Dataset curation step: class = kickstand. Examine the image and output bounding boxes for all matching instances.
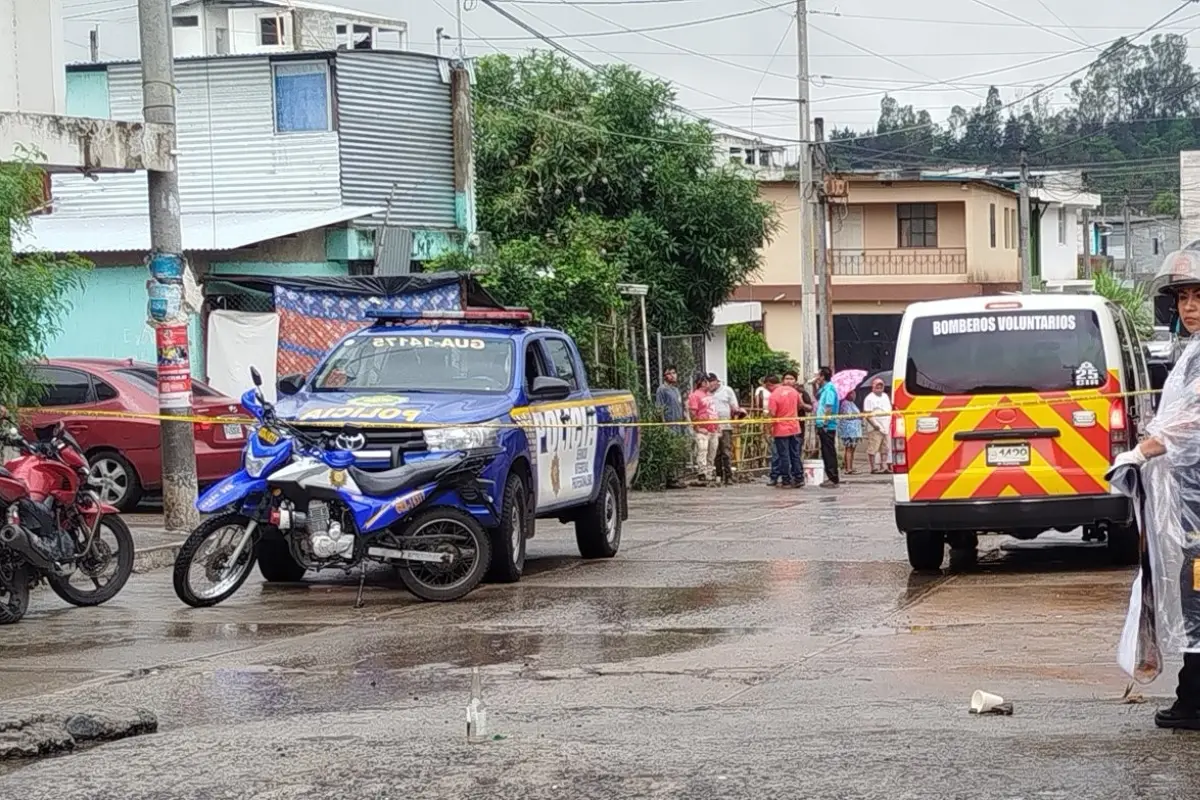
[353,564,367,610]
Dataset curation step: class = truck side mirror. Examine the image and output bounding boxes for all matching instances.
[530,376,571,402]
[277,374,306,396]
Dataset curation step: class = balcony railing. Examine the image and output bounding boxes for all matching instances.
[831,248,968,277]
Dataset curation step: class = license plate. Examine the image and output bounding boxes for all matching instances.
[257,428,279,445]
[223,424,244,439]
[986,442,1030,467]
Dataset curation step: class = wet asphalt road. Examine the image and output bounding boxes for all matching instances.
[1,481,1198,799]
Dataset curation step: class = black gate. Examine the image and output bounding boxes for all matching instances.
[833,314,902,373]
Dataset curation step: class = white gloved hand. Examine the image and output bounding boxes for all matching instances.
[1112,448,1148,470]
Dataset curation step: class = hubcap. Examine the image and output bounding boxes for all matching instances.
[89,458,129,505]
[604,480,618,544]
[510,498,523,560]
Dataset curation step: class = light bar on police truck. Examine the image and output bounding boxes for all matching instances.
[365,308,533,323]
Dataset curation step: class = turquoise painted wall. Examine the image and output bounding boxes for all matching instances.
[44,266,156,363]
[65,69,110,118]
[209,262,349,277]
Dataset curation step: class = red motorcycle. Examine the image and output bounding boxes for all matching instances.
[0,411,134,624]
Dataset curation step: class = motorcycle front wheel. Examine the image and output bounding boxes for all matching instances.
[395,507,491,602]
[49,514,135,607]
[0,556,30,625]
[173,513,259,608]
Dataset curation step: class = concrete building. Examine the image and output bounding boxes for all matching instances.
[16,49,473,375]
[1094,214,1180,279]
[734,171,1021,372]
[169,0,407,58]
[1,0,171,176]
[714,133,787,181]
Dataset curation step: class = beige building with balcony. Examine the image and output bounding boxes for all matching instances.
[733,172,1022,372]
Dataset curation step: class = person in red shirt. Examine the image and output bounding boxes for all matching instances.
[768,371,805,487]
[687,374,719,482]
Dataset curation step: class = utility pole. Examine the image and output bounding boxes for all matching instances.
[796,0,819,378]
[1081,205,1092,279]
[1018,148,1033,293]
[436,26,444,57]
[139,0,199,531]
[1122,193,1133,280]
[813,116,833,367]
[89,26,99,63]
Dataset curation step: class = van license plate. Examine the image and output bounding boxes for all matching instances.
[986,443,1030,467]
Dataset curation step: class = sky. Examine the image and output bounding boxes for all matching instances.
[58,0,1200,155]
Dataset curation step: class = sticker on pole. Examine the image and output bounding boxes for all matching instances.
[155,324,192,409]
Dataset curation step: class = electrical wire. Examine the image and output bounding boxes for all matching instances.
[479,0,794,39]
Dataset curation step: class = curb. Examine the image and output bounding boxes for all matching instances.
[132,542,183,574]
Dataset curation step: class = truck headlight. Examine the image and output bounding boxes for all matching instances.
[424,424,499,452]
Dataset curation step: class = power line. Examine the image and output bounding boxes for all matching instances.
[966,0,1094,50]
[1030,0,1092,48]
[477,0,793,39]
[806,8,1200,32]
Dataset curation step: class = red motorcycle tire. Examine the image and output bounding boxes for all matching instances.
[48,514,135,607]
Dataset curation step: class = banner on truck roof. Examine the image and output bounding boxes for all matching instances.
[273,284,462,377]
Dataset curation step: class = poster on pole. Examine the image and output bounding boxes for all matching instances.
[155,324,192,409]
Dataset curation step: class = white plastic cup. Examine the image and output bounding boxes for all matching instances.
[970,690,1005,714]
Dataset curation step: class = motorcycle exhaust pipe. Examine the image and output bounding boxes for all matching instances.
[0,524,56,571]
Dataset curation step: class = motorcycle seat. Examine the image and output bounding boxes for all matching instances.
[349,456,461,498]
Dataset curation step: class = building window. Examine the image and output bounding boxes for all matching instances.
[1154,237,1161,256]
[260,15,283,46]
[273,61,331,133]
[1003,208,1011,249]
[215,27,228,54]
[989,203,996,248]
[898,203,937,248]
[1057,207,1066,245]
[172,15,199,27]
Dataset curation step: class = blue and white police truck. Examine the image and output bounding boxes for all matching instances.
[269,307,641,583]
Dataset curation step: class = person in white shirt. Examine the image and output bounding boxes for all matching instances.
[752,378,772,413]
[707,373,743,486]
[862,377,893,474]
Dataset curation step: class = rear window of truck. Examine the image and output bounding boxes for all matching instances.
[904,310,1107,395]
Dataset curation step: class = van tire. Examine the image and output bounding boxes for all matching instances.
[1107,523,1140,566]
[906,531,945,572]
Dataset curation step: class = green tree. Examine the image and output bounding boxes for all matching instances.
[459,52,777,337]
[725,324,796,398]
[1093,270,1154,338]
[0,159,89,407]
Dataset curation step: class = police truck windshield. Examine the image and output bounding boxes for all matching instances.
[312,333,515,394]
[905,310,1107,395]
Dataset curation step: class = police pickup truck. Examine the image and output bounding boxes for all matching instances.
[272,307,640,583]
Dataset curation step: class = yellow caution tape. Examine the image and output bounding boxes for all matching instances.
[13,386,1164,431]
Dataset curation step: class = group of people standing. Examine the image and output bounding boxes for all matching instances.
[654,367,743,485]
[653,364,894,487]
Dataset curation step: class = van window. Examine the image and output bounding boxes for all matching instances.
[905,310,1107,395]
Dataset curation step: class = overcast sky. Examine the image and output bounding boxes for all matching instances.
[58,0,1200,149]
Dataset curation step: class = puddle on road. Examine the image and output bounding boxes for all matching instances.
[1,623,324,661]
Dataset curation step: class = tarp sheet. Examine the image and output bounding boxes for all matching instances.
[206,310,280,403]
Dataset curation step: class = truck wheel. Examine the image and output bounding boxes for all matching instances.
[257,536,306,583]
[486,472,529,583]
[1107,523,1140,566]
[906,530,945,571]
[576,463,622,559]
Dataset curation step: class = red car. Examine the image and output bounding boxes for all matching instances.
[20,359,250,511]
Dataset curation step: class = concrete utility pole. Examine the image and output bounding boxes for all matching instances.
[796,0,819,377]
[89,27,99,63]
[1018,148,1033,293]
[1123,193,1133,279]
[139,0,198,531]
[1081,205,1092,278]
[813,116,833,367]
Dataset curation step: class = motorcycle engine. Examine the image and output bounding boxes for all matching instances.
[306,500,354,560]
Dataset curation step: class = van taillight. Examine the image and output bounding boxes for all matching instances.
[1109,400,1128,456]
[891,414,907,472]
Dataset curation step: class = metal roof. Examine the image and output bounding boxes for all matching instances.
[15,206,384,254]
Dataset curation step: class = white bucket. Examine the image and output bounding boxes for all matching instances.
[802,459,825,488]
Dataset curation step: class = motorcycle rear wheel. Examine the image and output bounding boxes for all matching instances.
[173,513,259,608]
[395,507,491,602]
[0,558,30,625]
[49,514,135,607]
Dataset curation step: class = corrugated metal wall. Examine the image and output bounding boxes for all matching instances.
[53,57,342,218]
[334,51,456,230]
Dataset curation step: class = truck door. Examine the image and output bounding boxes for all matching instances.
[540,336,599,508]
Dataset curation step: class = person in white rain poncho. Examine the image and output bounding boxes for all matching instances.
[1110,245,1200,729]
